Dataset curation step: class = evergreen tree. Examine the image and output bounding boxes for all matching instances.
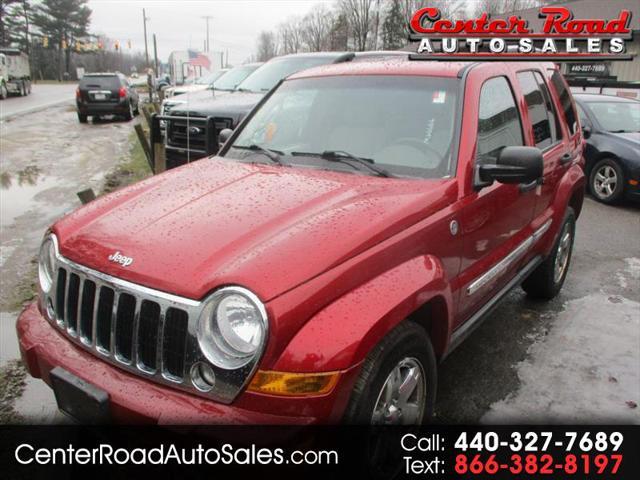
[382,0,405,50]
[31,0,91,79]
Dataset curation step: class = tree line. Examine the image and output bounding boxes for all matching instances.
[1,0,147,80]
[253,0,563,62]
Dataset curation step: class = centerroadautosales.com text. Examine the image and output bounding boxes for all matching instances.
[14,443,339,466]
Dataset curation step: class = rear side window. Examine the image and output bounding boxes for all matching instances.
[477,76,524,160]
[80,75,120,90]
[533,71,562,143]
[550,71,578,136]
[517,71,552,149]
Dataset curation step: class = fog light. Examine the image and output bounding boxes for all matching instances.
[191,362,216,392]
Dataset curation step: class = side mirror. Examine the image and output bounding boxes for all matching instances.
[218,128,233,149]
[477,146,543,187]
[582,125,592,139]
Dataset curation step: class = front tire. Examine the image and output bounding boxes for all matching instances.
[522,207,576,300]
[590,158,624,204]
[343,322,436,425]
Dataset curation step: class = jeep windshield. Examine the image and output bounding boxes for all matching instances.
[226,75,459,179]
[235,56,339,93]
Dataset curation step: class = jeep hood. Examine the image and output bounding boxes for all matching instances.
[54,158,454,301]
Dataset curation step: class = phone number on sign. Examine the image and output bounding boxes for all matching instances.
[454,431,623,452]
[455,454,623,475]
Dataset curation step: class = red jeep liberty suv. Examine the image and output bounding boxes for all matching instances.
[18,59,585,425]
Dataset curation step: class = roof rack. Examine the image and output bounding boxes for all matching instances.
[333,52,356,63]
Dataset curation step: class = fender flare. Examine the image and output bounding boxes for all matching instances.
[272,255,453,372]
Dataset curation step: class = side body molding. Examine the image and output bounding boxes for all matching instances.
[272,255,453,372]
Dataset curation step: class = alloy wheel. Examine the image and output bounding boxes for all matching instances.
[554,222,572,284]
[371,357,426,425]
[593,165,618,199]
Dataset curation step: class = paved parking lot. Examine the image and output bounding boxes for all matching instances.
[0,100,638,424]
[0,83,78,121]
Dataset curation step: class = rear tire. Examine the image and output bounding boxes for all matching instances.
[77,113,87,123]
[343,322,437,425]
[124,101,134,121]
[589,158,624,204]
[522,207,576,300]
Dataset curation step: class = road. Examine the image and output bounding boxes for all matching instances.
[0,101,638,423]
[0,102,136,422]
[0,83,78,121]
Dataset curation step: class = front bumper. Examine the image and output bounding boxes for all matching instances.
[17,303,358,424]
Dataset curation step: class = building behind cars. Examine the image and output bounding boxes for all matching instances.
[168,49,224,85]
[494,0,640,100]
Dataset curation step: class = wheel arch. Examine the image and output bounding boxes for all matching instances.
[270,255,454,372]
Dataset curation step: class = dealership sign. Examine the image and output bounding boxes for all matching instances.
[409,6,633,60]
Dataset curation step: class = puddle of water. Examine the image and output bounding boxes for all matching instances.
[0,311,20,366]
[0,174,61,228]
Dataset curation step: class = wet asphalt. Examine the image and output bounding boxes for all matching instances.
[0,96,638,423]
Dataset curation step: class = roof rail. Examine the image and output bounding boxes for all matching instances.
[334,52,356,63]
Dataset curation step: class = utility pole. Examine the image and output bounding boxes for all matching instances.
[201,15,213,52]
[142,8,150,67]
[153,33,159,74]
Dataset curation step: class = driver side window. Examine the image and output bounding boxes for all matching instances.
[476,76,524,162]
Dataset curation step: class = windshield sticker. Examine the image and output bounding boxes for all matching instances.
[433,91,446,103]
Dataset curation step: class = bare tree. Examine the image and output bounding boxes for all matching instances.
[256,30,278,62]
[301,4,332,52]
[278,17,303,54]
[340,0,375,51]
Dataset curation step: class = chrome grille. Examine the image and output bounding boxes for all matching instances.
[40,235,264,405]
[53,264,191,381]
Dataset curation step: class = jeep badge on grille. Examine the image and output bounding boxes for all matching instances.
[108,251,133,267]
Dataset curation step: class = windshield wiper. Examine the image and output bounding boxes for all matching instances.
[291,150,393,178]
[236,87,255,93]
[233,144,286,165]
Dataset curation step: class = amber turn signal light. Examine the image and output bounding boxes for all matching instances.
[248,370,340,396]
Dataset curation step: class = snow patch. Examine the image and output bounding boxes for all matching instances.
[482,293,640,424]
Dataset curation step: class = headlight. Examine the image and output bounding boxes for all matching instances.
[197,286,268,369]
[38,235,56,293]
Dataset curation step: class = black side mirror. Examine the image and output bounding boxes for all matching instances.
[218,128,233,148]
[582,125,592,139]
[477,146,543,187]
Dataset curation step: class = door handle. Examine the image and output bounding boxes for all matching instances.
[560,152,574,165]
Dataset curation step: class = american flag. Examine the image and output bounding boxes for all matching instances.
[188,50,211,69]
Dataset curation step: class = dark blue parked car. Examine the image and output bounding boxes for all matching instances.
[574,93,640,204]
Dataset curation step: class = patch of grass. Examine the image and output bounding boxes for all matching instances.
[2,256,38,312]
[102,129,153,194]
[0,359,27,424]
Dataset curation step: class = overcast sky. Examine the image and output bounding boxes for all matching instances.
[87,0,335,65]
